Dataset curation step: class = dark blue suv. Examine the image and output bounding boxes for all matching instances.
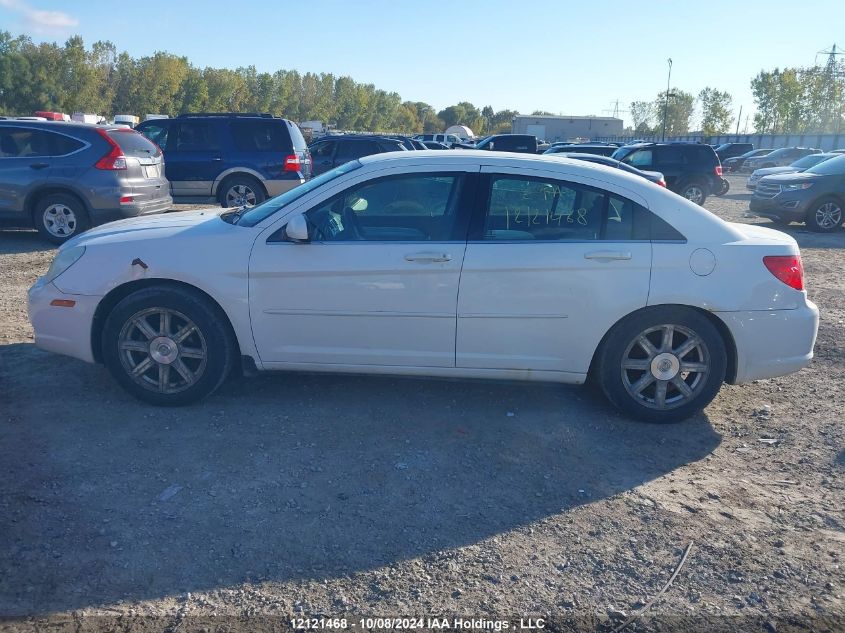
[137,113,311,208]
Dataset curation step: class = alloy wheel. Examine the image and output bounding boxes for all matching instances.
[117,307,208,394]
[815,202,842,229]
[43,203,78,238]
[620,324,711,410]
[683,185,704,205]
[225,184,257,208]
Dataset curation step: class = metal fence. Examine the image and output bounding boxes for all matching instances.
[595,133,845,151]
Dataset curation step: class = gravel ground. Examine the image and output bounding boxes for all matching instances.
[0,175,843,632]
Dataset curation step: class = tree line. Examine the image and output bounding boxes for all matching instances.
[1,31,843,136]
[0,31,517,135]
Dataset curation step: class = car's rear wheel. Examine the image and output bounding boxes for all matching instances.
[715,178,730,196]
[806,197,843,232]
[102,286,235,406]
[219,176,266,209]
[597,307,727,423]
[34,193,90,244]
[679,181,707,206]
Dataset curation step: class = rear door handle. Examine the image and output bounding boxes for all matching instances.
[29,162,49,170]
[584,250,632,261]
[405,252,452,263]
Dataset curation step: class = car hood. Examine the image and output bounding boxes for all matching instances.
[758,172,826,184]
[65,208,227,248]
[751,166,797,178]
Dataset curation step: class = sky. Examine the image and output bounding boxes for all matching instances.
[2,0,844,129]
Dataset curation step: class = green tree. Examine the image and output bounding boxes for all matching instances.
[629,100,655,135]
[698,87,733,135]
[654,89,694,137]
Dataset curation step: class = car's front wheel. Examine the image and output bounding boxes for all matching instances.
[596,307,727,423]
[806,197,843,232]
[102,286,235,406]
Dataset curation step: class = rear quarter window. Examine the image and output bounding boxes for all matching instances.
[230,120,294,153]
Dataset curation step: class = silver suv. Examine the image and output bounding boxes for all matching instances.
[0,121,172,243]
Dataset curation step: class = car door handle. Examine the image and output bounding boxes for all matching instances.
[29,162,49,170]
[584,250,632,261]
[211,156,223,161]
[404,252,452,263]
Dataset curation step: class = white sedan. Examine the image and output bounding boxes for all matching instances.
[28,151,819,422]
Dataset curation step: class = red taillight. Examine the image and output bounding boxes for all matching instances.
[657,178,667,187]
[119,195,134,204]
[763,255,804,291]
[284,154,301,172]
[94,129,127,170]
[715,165,723,176]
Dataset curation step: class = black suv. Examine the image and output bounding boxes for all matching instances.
[749,153,845,232]
[308,135,407,175]
[612,142,722,205]
[136,113,311,208]
[474,134,538,154]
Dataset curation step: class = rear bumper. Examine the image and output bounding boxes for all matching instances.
[90,196,173,224]
[27,279,100,363]
[716,302,819,384]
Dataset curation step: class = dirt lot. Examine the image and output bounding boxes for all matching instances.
[0,175,843,632]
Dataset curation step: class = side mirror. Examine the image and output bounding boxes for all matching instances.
[486,142,494,151]
[284,214,309,242]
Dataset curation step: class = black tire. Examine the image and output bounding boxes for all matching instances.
[101,286,235,406]
[596,306,727,423]
[218,175,266,209]
[805,196,844,233]
[715,178,730,196]
[678,180,708,206]
[34,192,91,244]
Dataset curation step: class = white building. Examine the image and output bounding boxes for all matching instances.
[511,115,623,142]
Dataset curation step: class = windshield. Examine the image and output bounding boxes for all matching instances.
[236,160,362,227]
[805,153,845,176]
[790,154,829,169]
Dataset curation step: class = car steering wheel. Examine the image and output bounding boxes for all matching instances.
[340,206,364,240]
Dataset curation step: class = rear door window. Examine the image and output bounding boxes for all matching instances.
[335,140,380,161]
[657,146,686,164]
[230,120,293,153]
[173,121,221,152]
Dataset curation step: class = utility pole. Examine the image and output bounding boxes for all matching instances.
[735,105,742,137]
[661,58,673,142]
[816,44,843,133]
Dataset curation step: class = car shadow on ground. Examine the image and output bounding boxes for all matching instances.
[0,343,721,615]
[0,230,54,255]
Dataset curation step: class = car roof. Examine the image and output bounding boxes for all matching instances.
[0,120,126,132]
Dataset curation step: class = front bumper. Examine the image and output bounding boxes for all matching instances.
[716,301,819,384]
[749,194,812,221]
[27,278,100,363]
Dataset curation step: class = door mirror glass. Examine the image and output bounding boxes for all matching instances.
[285,213,309,242]
[350,197,368,212]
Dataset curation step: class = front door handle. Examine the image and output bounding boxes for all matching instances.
[29,162,49,170]
[405,252,452,263]
[584,250,632,261]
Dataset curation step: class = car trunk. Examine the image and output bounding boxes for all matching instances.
[108,129,171,204]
